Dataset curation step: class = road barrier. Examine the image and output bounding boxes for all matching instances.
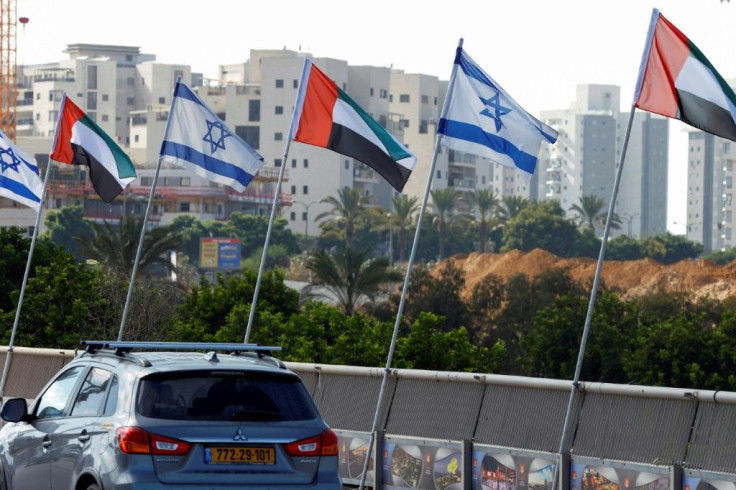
[2,346,735,490]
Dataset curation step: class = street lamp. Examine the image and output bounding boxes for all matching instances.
[291,200,320,239]
[622,212,640,237]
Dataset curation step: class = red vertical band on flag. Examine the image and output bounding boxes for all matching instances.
[635,12,690,118]
[294,64,339,147]
[50,97,85,164]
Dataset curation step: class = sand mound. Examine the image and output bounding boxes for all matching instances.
[439,249,736,301]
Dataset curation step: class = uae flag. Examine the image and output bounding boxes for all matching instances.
[50,95,137,202]
[288,59,417,192]
[634,8,736,142]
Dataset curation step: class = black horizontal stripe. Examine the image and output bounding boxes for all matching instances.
[328,124,412,192]
[71,143,124,203]
[678,89,736,143]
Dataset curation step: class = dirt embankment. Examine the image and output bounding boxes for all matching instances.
[439,249,736,301]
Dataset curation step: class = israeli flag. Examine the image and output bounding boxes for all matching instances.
[438,46,558,176]
[0,130,43,211]
[160,77,265,192]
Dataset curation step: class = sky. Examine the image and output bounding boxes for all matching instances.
[17,0,736,232]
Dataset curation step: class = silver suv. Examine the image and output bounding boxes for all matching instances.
[0,341,340,490]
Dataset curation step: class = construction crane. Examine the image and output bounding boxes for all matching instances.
[0,0,16,141]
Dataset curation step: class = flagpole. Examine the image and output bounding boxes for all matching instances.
[0,100,65,400]
[243,140,290,343]
[357,39,463,490]
[117,95,177,341]
[551,104,637,490]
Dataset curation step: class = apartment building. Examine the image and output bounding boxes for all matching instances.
[536,84,668,238]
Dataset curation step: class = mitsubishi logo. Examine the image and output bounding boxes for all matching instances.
[233,428,248,441]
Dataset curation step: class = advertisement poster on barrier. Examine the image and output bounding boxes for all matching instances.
[383,439,463,490]
[683,474,736,490]
[471,450,555,490]
[336,433,374,485]
[570,462,669,490]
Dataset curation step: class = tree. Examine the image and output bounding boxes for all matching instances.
[44,205,95,261]
[395,312,489,372]
[390,194,419,263]
[401,261,469,330]
[76,217,183,277]
[304,247,401,316]
[315,187,370,247]
[498,195,529,221]
[0,228,65,312]
[569,195,605,229]
[501,201,580,257]
[429,188,460,259]
[466,189,499,253]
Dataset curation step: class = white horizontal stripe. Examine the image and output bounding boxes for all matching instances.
[72,121,133,187]
[676,56,733,113]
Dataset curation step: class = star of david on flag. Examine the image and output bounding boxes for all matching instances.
[438,44,558,176]
[0,130,44,211]
[160,77,265,192]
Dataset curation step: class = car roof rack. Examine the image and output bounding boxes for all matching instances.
[80,341,284,358]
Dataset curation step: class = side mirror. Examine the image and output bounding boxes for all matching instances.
[1,398,28,423]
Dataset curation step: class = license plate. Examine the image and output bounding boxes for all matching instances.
[205,446,275,464]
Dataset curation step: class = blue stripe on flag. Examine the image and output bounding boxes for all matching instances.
[161,141,255,188]
[174,81,204,107]
[0,174,41,203]
[438,118,537,174]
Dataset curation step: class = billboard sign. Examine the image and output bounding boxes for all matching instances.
[199,237,241,269]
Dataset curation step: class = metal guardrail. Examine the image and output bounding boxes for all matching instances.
[1,347,735,489]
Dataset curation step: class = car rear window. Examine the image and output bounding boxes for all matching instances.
[136,370,319,422]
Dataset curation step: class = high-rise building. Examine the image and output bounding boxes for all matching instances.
[536,84,668,238]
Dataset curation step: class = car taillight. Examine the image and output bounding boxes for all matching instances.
[284,429,338,457]
[117,427,192,455]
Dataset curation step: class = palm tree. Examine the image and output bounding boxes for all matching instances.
[76,217,182,277]
[390,194,419,263]
[315,187,369,247]
[430,188,460,260]
[304,247,401,315]
[466,189,499,253]
[498,195,530,221]
[569,195,622,231]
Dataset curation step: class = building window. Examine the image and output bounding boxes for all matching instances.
[37,92,41,100]
[134,135,139,143]
[275,79,284,88]
[87,91,97,110]
[302,212,307,221]
[399,94,410,103]
[291,159,297,168]
[345,160,350,169]
[293,79,298,89]
[437,170,442,179]
[290,212,296,220]
[102,94,109,102]
[126,97,135,106]
[275,105,283,114]
[303,159,309,168]
[275,132,283,141]
[127,77,135,86]
[249,100,260,121]
[380,89,388,99]
[419,120,428,134]
[180,202,190,212]
[87,65,98,90]
[370,87,375,96]
[421,95,429,104]
[274,158,282,167]
[101,114,109,122]
[158,97,165,104]
[291,185,296,194]
[303,185,308,194]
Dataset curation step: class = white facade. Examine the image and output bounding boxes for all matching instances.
[537,84,668,238]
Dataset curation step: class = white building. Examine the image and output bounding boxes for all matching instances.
[537,84,668,238]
